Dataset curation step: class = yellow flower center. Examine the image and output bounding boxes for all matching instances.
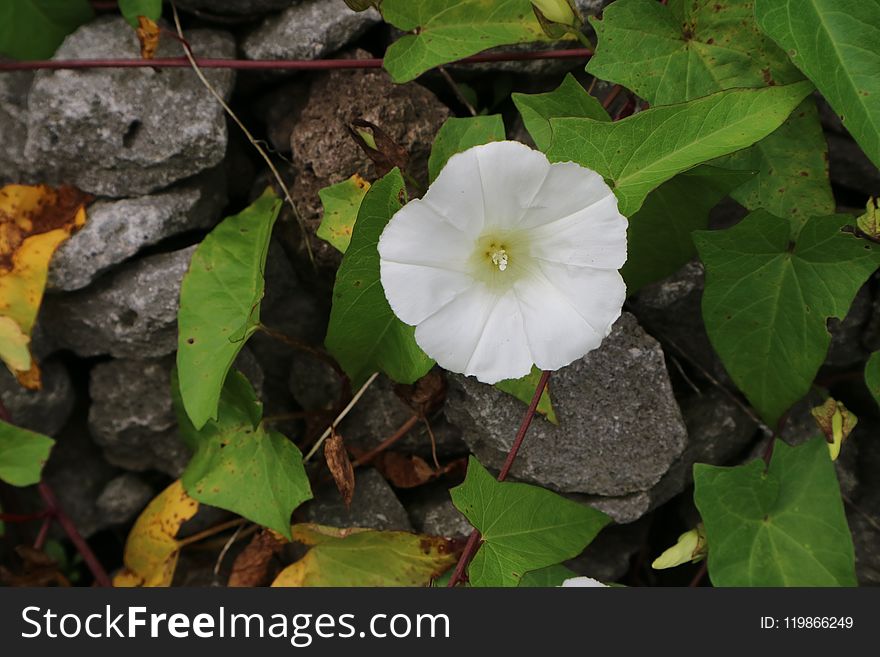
[470,231,530,289]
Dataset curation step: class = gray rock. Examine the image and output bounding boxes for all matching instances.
[88,350,263,477]
[176,0,297,16]
[445,312,688,497]
[287,54,449,268]
[242,1,380,61]
[41,246,195,359]
[566,518,649,583]
[0,70,32,184]
[406,487,472,538]
[300,468,412,531]
[48,169,227,291]
[826,283,873,368]
[25,17,235,196]
[88,356,190,477]
[95,474,155,525]
[0,359,74,437]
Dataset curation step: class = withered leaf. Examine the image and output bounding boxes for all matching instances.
[324,431,355,506]
[395,370,446,416]
[347,119,409,177]
[227,529,286,588]
[136,16,160,60]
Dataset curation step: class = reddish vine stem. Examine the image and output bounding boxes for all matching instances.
[38,482,112,587]
[0,48,592,73]
[351,413,421,468]
[448,370,552,587]
[0,510,51,523]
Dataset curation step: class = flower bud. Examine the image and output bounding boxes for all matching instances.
[344,0,380,12]
[531,0,581,38]
[811,398,858,461]
[652,525,707,570]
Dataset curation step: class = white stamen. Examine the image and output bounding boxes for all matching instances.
[491,248,509,271]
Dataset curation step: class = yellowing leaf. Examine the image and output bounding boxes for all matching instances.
[271,524,457,587]
[113,480,200,588]
[317,174,371,254]
[0,184,90,388]
[136,15,159,60]
[0,316,31,373]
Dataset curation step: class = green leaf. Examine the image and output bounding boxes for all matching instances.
[428,115,506,183]
[177,188,282,430]
[587,0,832,221]
[118,0,162,27]
[719,98,834,220]
[272,524,457,586]
[622,165,753,295]
[494,366,558,424]
[512,73,610,151]
[867,352,880,409]
[694,211,880,426]
[518,564,579,587]
[587,0,803,106]
[0,0,93,60]
[546,82,813,216]
[325,169,434,388]
[755,0,880,169]
[317,174,371,254]
[0,420,54,487]
[173,369,311,540]
[381,0,550,83]
[694,438,856,586]
[450,457,610,587]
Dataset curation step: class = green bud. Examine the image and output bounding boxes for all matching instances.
[531,0,579,26]
[811,398,858,461]
[652,525,707,570]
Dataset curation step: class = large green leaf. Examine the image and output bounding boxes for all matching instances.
[512,73,610,151]
[694,438,856,586]
[587,0,832,221]
[381,0,550,83]
[272,524,457,587]
[867,352,880,409]
[325,169,434,387]
[694,211,880,426]
[587,0,803,105]
[428,115,506,183]
[518,564,579,587]
[317,174,371,254]
[118,0,162,27]
[0,420,54,487]
[622,165,753,295]
[755,0,880,168]
[173,369,311,540]
[546,82,813,216]
[0,0,93,60]
[450,457,610,587]
[177,189,281,430]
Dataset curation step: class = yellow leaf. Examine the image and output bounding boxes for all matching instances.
[0,184,90,389]
[136,16,160,60]
[0,316,31,373]
[113,480,200,587]
[271,523,457,587]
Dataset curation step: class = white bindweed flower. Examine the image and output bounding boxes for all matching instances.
[560,576,607,587]
[378,141,627,384]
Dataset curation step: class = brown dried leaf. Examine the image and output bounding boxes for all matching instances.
[395,370,446,416]
[227,529,286,588]
[0,545,70,587]
[324,431,355,506]
[347,119,409,177]
[136,16,160,60]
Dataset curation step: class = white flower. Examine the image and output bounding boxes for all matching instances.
[378,141,627,384]
[560,576,607,587]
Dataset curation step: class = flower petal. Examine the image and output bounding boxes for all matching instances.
[378,199,473,270]
[473,141,551,230]
[380,260,474,326]
[413,286,532,383]
[514,263,624,371]
[528,193,628,269]
[517,161,619,229]
[421,147,486,236]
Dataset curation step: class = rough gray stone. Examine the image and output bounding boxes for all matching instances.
[287,54,449,268]
[301,468,412,531]
[566,518,649,583]
[445,312,688,497]
[48,169,227,291]
[25,17,235,197]
[242,1,380,61]
[95,474,155,525]
[826,283,873,368]
[41,246,195,359]
[0,70,32,184]
[0,359,74,437]
[406,487,472,538]
[88,350,263,477]
[630,260,729,383]
[176,0,297,16]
